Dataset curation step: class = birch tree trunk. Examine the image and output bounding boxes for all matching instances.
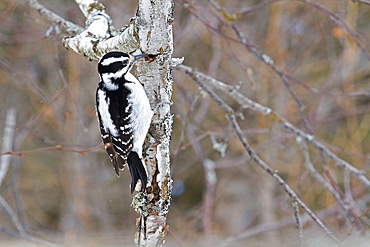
[132,0,174,246]
[28,0,174,245]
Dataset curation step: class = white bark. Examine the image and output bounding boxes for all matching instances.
[28,0,174,246]
[132,0,174,245]
[62,23,138,60]
[62,0,138,59]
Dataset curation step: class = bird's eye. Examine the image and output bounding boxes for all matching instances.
[122,60,128,66]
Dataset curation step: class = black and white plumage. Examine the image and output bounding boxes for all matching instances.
[96,51,153,193]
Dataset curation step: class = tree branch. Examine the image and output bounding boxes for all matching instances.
[27,0,83,35]
[28,0,139,60]
[176,64,340,244]
[1,144,104,157]
[224,193,370,244]
[62,0,138,60]
[293,201,305,247]
[355,0,370,5]
[296,137,361,229]
[62,24,138,60]
[0,194,26,236]
[0,225,57,247]
[176,65,370,188]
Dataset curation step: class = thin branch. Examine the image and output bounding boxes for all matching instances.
[230,25,314,134]
[356,0,370,5]
[284,73,370,98]
[224,193,370,244]
[176,65,370,188]
[183,0,370,101]
[211,0,370,61]
[296,137,362,229]
[27,0,83,35]
[28,0,139,60]
[225,195,370,244]
[229,114,339,244]
[0,226,57,247]
[0,144,104,157]
[0,0,18,24]
[178,64,340,244]
[0,56,48,103]
[11,156,28,234]
[240,0,281,15]
[0,195,25,235]
[182,0,370,106]
[53,37,86,129]
[293,201,305,247]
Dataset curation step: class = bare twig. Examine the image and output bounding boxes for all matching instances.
[27,0,83,35]
[53,37,86,129]
[177,65,340,244]
[0,110,56,245]
[209,0,370,62]
[230,114,339,244]
[182,0,370,124]
[0,195,25,235]
[356,0,370,5]
[296,137,362,229]
[224,193,370,244]
[293,201,305,247]
[0,144,104,157]
[176,65,370,188]
[284,74,370,98]
[0,226,57,247]
[240,0,281,15]
[11,156,28,233]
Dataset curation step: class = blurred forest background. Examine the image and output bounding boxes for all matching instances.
[0,0,370,246]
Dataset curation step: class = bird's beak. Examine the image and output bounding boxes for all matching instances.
[133,54,148,62]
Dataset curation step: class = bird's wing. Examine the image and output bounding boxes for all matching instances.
[96,85,129,176]
[106,84,134,173]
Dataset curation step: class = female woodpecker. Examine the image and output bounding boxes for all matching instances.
[96,51,153,193]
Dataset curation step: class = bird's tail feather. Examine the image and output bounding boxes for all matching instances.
[127,152,147,193]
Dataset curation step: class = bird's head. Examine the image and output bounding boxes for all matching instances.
[98,51,147,76]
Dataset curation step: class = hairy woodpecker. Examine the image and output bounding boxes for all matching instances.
[96,51,153,193]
